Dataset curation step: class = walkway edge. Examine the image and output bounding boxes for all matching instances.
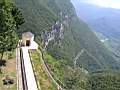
[38,50,64,90]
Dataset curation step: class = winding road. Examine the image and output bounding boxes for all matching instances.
[74,49,85,67]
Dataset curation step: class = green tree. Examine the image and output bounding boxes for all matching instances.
[0,0,24,60]
[11,3,25,29]
[64,67,88,90]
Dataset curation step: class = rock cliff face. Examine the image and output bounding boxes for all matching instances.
[41,21,64,47]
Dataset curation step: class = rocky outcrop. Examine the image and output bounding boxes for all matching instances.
[41,21,64,47]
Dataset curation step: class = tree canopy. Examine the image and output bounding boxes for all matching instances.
[0,0,24,60]
[64,67,88,90]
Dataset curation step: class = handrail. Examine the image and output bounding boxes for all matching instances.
[16,47,20,90]
[38,49,64,90]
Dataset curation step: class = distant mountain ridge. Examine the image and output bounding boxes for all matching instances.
[71,0,120,59]
[71,0,120,35]
[71,0,120,20]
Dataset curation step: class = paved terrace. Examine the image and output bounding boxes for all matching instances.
[21,47,38,90]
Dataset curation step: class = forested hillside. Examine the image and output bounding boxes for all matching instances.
[10,0,120,89]
[13,0,120,72]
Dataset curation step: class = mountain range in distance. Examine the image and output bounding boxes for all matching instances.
[71,0,120,59]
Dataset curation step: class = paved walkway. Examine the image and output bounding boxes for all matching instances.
[22,47,38,90]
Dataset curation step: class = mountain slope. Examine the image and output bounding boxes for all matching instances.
[13,0,120,72]
[71,0,120,59]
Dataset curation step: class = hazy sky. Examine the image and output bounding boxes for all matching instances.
[77,0,120,9]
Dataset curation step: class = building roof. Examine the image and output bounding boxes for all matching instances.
[22,32,34,38]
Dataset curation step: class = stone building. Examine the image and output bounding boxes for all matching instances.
[22,32,38,49]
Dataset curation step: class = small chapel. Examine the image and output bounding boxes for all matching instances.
[22,32,38,49]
